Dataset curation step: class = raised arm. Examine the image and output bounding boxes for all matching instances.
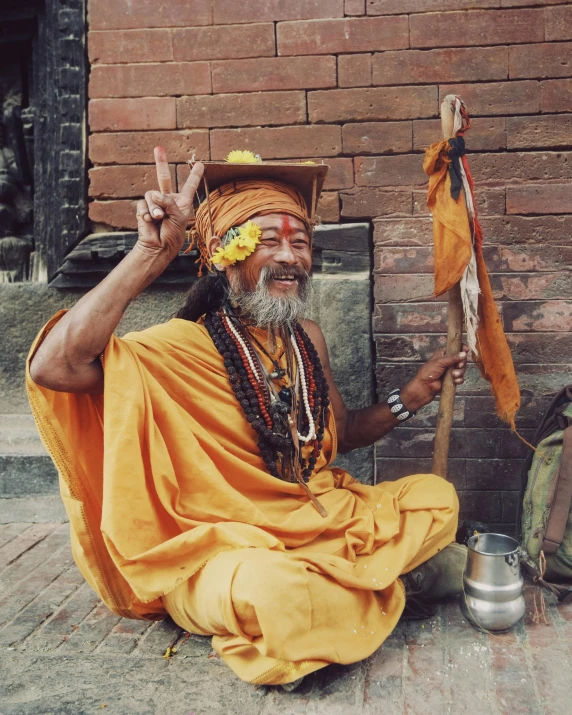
[302,320,467,454]
[29,150,204,394]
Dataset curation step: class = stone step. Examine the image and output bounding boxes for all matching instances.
[0,415,58,497]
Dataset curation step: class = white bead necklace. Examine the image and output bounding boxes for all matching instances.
[290,332,316,443]
[224,315,265,387]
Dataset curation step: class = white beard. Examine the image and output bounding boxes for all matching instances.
[227,266,311,329]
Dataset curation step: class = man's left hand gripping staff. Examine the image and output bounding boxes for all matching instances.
[29,149,204,394]
[331,342,468,454]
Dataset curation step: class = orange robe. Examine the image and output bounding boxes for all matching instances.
[27,312,459,684]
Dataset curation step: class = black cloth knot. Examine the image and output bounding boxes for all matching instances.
[447,136,466,201]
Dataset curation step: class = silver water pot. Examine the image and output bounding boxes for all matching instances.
[460,533,525,632]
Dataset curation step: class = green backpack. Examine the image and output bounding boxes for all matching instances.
[520,386,572,598]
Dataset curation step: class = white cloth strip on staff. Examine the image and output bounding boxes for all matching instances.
[451,96,480,358]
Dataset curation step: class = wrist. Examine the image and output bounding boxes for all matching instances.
[131,242,174,277]
[400,379,433,413]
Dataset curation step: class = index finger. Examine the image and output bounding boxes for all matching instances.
[154,146,173,194]
[180,161,205,201]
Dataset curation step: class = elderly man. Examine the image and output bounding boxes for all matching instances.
[28,150,467,688]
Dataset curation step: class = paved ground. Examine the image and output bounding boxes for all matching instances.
[1,499,571,715]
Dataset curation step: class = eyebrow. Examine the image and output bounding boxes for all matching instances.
[261,224,307,235]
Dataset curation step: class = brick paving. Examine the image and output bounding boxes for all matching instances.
[1,520,571,715]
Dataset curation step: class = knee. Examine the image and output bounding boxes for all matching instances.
[416,473,460,515]
[231,551,313,638]
[232,550,296,607]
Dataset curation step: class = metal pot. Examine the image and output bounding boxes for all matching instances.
[460,533,525,632]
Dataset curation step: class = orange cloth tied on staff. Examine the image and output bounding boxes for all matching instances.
[423,99,520,429]
[189,178,312,271]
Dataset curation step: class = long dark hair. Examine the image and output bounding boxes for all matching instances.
[176,273,229,322]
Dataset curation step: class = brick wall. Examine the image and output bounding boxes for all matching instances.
[86,0,572,534]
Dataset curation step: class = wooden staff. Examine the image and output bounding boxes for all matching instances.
[432,98,464,478]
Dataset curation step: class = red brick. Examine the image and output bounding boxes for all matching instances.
[373,218,432,247]
[546,5,572,41]
[345,0,366,14]
[374,216,572,253]
[0,524,22,550]
[414,117,506,151]
[212,0,344,24]
[404,647,449,712]
[277,16,409,56]
[342,121,412,154]
[410,9,544,49]
[173,24,275,62]
[89,130,209,165]
[211,56,336,94]
[317,191,340,222]
[542,78,572,112]
[367,0,498,13]
[373,217,572,252]
[374,274,435,304]
[89,0,213,30]
[507,115,572,149]
[355,154,426,187]
[502,300,572,333]
[510,42,572,79]
[308,85,437,123]
[506,184,572,215]
[89,200,137,229]
[0,524,56,570]
[469,151,572,183]
[210,125,341,159]
[177,91,306,128]
[414,187,505,215]
[89,98,176,132]
[373,47,508,86]
[321,158,354,190]
[439,81,540,116]
[89,165,177,199]
[338,54,372,88]
[501,246,572,273]
[341,187,412,218]
[89,63,211,99]
[88,30,173,64]
[480,215,572,246]
[491,273,572,301]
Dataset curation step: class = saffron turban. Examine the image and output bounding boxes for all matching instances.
[190,178,311,271]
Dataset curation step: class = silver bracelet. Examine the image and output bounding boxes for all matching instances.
[387,389,416,422]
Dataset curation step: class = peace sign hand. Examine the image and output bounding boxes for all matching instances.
[135,146,204,261]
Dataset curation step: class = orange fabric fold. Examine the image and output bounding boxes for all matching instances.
[27,312,459,684]
[474,252,521,427]
[424,140,473,296]
[424,140,520,428]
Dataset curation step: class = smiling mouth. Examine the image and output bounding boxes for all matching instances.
[271,275,298,286]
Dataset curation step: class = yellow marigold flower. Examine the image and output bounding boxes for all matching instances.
[225,150,261,164]
[225,241,252,263]
[237,220,262,244]
[211,247,234,266]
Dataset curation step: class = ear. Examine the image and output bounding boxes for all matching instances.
[207,235,225,271]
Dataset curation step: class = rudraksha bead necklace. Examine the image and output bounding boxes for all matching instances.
[204,308,330,484]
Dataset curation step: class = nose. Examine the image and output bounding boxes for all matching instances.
[274,238,297,265]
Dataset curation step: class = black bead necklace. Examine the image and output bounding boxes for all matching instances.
[204,309,330,482]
